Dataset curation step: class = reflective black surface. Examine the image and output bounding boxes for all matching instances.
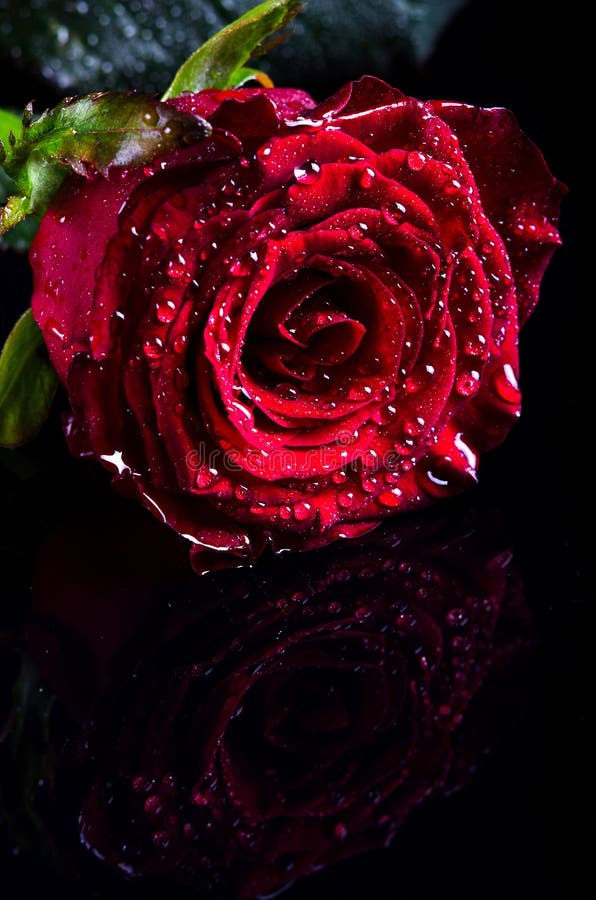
[0,0,586,897]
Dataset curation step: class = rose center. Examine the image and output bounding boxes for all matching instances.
[243,272,368,393]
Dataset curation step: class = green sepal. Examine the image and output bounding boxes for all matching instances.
[0,92,211,236]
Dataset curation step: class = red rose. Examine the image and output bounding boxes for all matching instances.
[29,502,528,899]
[30,77,563,570]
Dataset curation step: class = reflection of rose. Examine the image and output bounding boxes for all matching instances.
[30,503,528,899]
[31,78,563,570]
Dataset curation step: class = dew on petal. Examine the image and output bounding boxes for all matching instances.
[195,467,218,489]
[359,167,376,189]
[293,501,313,521]
[156,298,177,324]
[382,200,407,225]
[143,335,164,359]
[446,608,469,628]
[144,795,162,816]
[464,334,487,357]
[492,363,520,403]
[293,160,321,183]
[378,487,403,507]
[331,469,348,484]
[455,370,481,397]
[406,151,426,172]
[173,333,187,354]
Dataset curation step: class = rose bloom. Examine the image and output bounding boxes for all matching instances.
[31,77,563,569]
[28,503,529,898]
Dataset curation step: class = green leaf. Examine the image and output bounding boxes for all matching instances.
[0,92,211,236]
[163,0,301,99]
[0,309,58,448]
[0,1,470,97]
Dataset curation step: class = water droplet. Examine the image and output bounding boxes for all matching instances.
[142,109,159,126]
[337,490,355,508]
[173,333,187,354]
[455,370,480,397]
[493,363,520,403]
[143,335,164,359]
[378,487,403,507]
[382,200,407,225]
[167,259,187,279]
[156,298,177,323]
[406,151,426,172]
[333,822,348,840]
[404,416,426,437]
[446,608,469,628]
[331,469,348,484]
[195,467,218,489]
[359,166,376,188]
[279,504,293,520]
[293,159,321,183]
[144,795,162,816]
[293,501,313,521]
[361,475,378,493]
[464,334,487,357]
[348,384,373,401]
[235,484,250,500]
[191,790,209,807]
[152,830,169,849]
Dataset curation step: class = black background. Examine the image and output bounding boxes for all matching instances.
[0,0,588,897]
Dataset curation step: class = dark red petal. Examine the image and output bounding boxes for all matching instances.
[312,76,406,120]
[432,102,565,323]
[169,87,315,130]
[30,171,145,381]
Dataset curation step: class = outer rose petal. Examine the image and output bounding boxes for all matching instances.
[30,172,144,381]
[432,102,566,323]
